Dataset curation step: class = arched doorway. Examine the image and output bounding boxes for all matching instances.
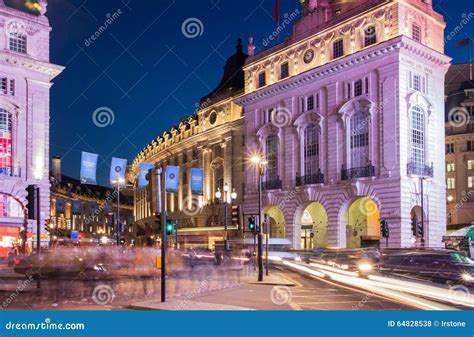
[264,206,286,239]
[298,202,328,250]
[346,197,380,248]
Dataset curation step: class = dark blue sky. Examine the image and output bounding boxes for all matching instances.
[46,0,473,186]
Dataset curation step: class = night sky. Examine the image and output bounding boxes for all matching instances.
[40,0,473,186]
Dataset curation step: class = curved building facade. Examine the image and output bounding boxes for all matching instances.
[130,41,247,248]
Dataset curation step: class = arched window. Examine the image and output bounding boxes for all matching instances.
[9,32,27,54]
[364,25,377,47]
[410,106,425,173]
[349,111,370,169]
[0,109,12,176]
[304,125,320,176]
[266,135,279,182]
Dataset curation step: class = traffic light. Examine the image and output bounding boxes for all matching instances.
[166,220,175,236]
[417,222,424,237]
[153,214,162,232]
[248,216,256,234]
[380,220,389,238]
[231,206,239,226]
[25,185,38,220]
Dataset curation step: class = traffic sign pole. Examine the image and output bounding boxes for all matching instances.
[160,168,167,303]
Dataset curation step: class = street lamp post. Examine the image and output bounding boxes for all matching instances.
[112,178,125,245]
[216,183,237,251]
[251,155,267,282]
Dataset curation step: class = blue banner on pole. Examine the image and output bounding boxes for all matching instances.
[190,168,204,196]
[110,157,127,185]
[80,151,98,185]
[72,200,81,215]
[166,166,180,193]
[138,163,155,188]
[55,198,65,213]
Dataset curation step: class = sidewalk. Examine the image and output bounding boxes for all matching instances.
[130,273,297,311]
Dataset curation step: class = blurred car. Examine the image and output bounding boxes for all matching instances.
[14,250,108,279]
[379,250,474,286]
[181,248,217,267]
[304,248,381,276]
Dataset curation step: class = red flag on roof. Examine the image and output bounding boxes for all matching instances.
[273,0,280,24]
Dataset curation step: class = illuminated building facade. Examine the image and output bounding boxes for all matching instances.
[0,1,63,256]
[445,63,474,232]
[236,0,451,249]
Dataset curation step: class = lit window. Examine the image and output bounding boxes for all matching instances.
[9,33,27,54]
[468,160,474,170]
[304,125,320,176]
[0,194,23,218]
[364,26,377,47]
[410,106,425,173]
[350,111,370,169]
[447,163,455,172]
[333,39,344,59]
[280,62,289,79]
[0,109,12,176]
[447,178,455,189]
[258,72,266,88]
[412,23,421,42]
[469,177,474,189]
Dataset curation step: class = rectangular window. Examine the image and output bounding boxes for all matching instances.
[412,23,421,42]
[413,74,421,92]
[364,26,377,47]
[307,95,314,111]
[468,141,474,152]
[0,78,7,95]
[9,79,14,96]
[280,62,289,79]
[447,178,455,190]
[468,160,474,170]
[333,39,344,59]
[354,79,363,97]
[469,177,474,189]
[365,77,369,94]
[446,143,454,154]
[258,72,266,88]
[447,163,455,172]
[9,33,27,54]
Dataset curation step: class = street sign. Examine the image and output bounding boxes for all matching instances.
[71,230,79,241]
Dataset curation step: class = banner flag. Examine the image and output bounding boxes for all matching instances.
[190,168,204,196]
[165,166,180,193]
[80,151,98,185]
[110,157,127,185]
[138,163,155,188]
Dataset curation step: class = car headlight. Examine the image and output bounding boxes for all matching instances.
[461,273,474,282]
[340,264,349,270]
[358,263,373,272]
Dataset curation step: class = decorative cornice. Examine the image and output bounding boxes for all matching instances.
[0,52,64,78]
[236,36,451,107]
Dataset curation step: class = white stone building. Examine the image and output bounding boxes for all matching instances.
[0,0,63,256]
[236,0,451,249]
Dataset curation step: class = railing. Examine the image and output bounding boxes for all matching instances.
[407,162,434,177]
[341,165,375,180]
[296,171,325,186]
[261,178,282,191]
